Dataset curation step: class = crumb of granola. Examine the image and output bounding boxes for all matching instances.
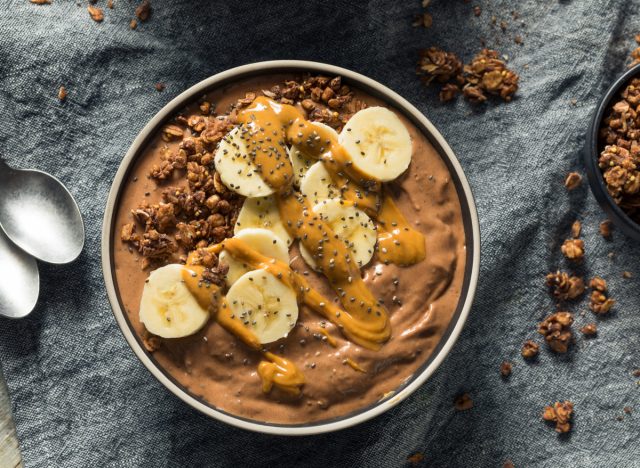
[407,452,425,465]
[623,271,632,278]
[633,369,640,377]
[571,220,581,238]
[462,48,519,103]
[589,290,615,314]
[599,219,612,239]
[30,0,51,4]
[473,5,481,16]
[500,361,512,377]
[624,406,632,414]
[514,34,523,45]
[107,0,113,8]
[580,323,597,336]
[87,5,104,22]
[142,333,162,352]
[538,312,573,353]
[561,238,584,261]
[542,401,573,433]
[503,462,515,468]
[417,47,463,85]
[135,0,151,21]
[589,276,608,292]
[564,172,582,190]
[58,86,67,102]
[545,271,584,301]
[521,340,539,359]
[155,82,165,92]
[453,393,473,411]
[439,83,460,102]
[130,18,138,29]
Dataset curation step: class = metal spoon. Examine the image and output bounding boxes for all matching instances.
[0,159,84,264]
[0,228,39,318]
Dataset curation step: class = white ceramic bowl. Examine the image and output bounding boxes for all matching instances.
[101,60,480,435]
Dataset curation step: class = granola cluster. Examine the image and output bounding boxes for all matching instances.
[545,271,584,301]
[598,78,640,221]
[417,48,519,103]
[538,312,573,353]
[542,401,574,433]
[588,277,615,314]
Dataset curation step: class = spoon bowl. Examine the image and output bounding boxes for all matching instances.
[0,159,84,264]
[0,228,39,318]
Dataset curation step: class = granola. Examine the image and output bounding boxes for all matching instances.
[580,323,598,336]
[538,312,573,353]
[564,172,582,190]
[87,5,104,22]
[545,271,584,301]
[542,401,573,433]
[462,49,519,103]
[521,340,539,359]
[500,361,512,377]
[453,392,473,411]
[588,277,615,314]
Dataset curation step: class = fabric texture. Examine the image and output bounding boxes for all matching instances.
[1,0,639,466]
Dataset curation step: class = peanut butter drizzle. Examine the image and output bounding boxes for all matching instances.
[182,253,304,395]
[344,358,367,373]
[376,194,426,266]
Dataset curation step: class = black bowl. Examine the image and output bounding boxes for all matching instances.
[584,63,640,240]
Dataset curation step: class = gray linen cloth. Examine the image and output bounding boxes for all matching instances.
[1,0,639,466]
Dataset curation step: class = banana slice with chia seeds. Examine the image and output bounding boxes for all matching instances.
[299,162,342,205]
[289,122,339,187]
[219,228,289,287]
[214,126,275,198]
[299,198,377,271]
[226,269,299,344]
[139,264,210,339]
[339,107,412,182]
[235,195,293,246]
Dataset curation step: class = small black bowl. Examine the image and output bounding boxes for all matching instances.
[584,63,640,240]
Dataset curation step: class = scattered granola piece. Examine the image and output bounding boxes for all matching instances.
[473,5,481,16]
[453,393,473,411]
[589,276,608,292]
[161,124,183,142]
[623,271,632,278]
[545,271,584,301]
[107,0,113,8]
[599,219,612,239]
[571,220,581,238]
[514,34,523,45]
[135,0,151,21]
[624,406,633,414]
[130,18,138,29]
[407,452,425,465]
[538,312,573,353]
[500,361,512,377]
[589,290,615,314]
[581,323,598,336]
[142,333,162,352]
[561,238,584,261]
[564,172,582,190]
[542,401,574,433]
[30,0,51,4]
[154,82,165,92]
[633,369,640,377]
[463,48,519,103]
[439,83,460,102]
[417,47,463,85]
[87,5,104,22]
[57,86,67,102]
[521,340,539,359]
[503,462,515,468]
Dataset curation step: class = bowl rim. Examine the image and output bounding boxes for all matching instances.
[101,60,481,436]
[584,63,640,239]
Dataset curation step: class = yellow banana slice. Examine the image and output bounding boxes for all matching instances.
[234,195,293,246]
[219,228,289,287]
[299,162,342,205]
[226,269,299,344]
[299,198,377,270]
[139,264,210,339]
[339,107,412,182]
[289,122,338,187]
[214,126,275,198]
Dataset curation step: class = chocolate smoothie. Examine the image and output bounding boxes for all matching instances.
[111,74,467,424]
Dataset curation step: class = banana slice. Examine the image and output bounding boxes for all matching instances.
[214,126,275,198]
[226,269,299,344]
[300,198,377,270]
[235,195,293,246]
[219,228,289,287]
[289,122,338,187]
[299,162,342,205]
[339,107,412,182]
[139,264,209,339]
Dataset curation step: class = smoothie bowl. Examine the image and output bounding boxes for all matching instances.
[101,61,480,435]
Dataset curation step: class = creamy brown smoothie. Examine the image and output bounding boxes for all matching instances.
[111,74,467,424]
